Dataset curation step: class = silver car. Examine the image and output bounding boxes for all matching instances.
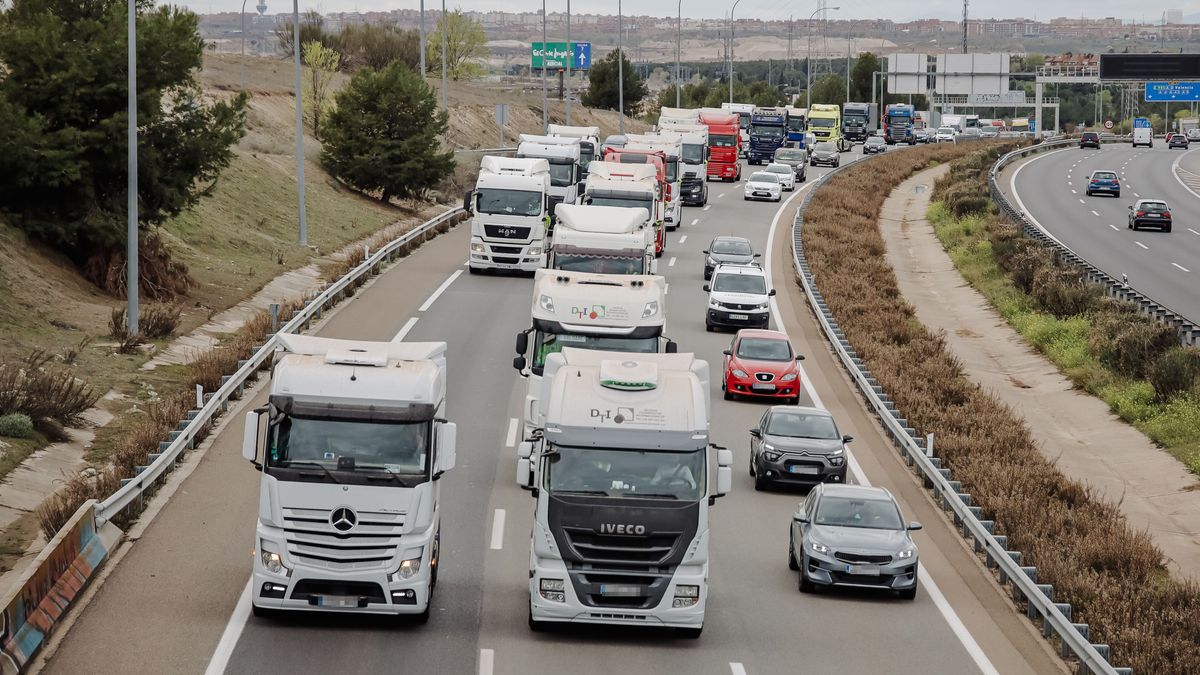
[771,148,808,182]
[749,406,849,489]
[789,484,922,599]
[703,236,758,280]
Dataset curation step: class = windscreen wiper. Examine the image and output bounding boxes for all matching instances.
[626,492,680,500]
[554,489,609,497]
[286,461,341,484]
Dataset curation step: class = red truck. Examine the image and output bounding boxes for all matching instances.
[699,111,741,182]
[601,147,669,256]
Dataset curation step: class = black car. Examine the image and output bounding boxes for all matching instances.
[862,137,886,154]
[809,142,840,167]
[1168,133,1189,149]
[749,406,850,490]
[911,128,931,144]
[1128,199,1173,232]
[1079,131,1101,149]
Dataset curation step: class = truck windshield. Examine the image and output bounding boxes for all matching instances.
[268,416,429,475]
[738,113,751,129]
[681,144,705,164]
[579,142,595,167]
[809,118,836,128]
[590,196,653,211]
[476,189,542,216]
[751,125,785,139]
[553,253,644,275]
[533,330,659,368]
[888,114,910,123]
[546,446,705,501]
[710,134,737,147]
[547,162,575,187]
[787,117,806,132]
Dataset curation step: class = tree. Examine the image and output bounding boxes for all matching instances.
[275,10,328,58]
[336,22,421,72]
[583,49,648,116]
[303,40,340,139]
[321,63,455,202]
[0,0,246,297]
[850,52,881,102]
[807,74,845,106]
[427,10,487,81]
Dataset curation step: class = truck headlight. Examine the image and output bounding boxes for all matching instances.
[471,243,486,253]
[394,556,422,580]
[539,578,566,602]
[528,246,542,256]
[259,540,289,576]
[672,584,700,608]
[642,301,660,318]
[538,294,555,312]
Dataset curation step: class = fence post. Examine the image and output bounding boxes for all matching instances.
[270,303,281,334]
[195,384,204,408]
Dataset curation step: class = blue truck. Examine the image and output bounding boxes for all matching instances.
[883,104,915,145]
[786,107,808,150]
[747,107,789,165]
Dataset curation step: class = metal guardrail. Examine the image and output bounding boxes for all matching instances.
[94,207,465,523]
[990,138,1199,344]
[790,158,1130,674]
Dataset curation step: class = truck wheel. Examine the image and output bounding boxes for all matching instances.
[677,626,703,640]
[413,601,432,625]
[468,265,481,275]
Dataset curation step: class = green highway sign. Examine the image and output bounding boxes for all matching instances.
[531,42,592,70]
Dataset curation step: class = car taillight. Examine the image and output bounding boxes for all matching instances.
[1136,211,1145,217]
[1163,212,1172,219]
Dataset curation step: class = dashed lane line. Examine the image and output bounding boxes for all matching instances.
[1173,263,1190,273]
[1135,241,1149,250]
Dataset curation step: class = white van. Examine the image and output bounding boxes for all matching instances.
[1132,118,1152,148]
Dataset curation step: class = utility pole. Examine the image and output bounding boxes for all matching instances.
[787,16,794,72]
[292,0,307,246]
[618,0,624,134]
[675,0,682,108]
[962,0,968,54]
[541,0,547,133]
[127,0,139,334]
[419,0,425,77]
[566,0,572,123]
[845,32,851,102]
[440,0,448,110]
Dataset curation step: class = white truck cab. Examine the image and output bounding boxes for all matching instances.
[518,349,730,638]
[547,124,601,178]
[551,203,657,275]
[241,334,457,623]
[518,134,584,224]
[624,134,684,230]
[650,126,709,206]
[583,161,664,258]
[465,156,551,274]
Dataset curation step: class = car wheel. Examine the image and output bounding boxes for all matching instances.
[1114,192,1120,198]
[1131,223,1138,231]
[676,626,703,639]
[788,538,800,571]
[723,388,733,401]
[754,471,768,491]
[1165,225,1172,233]
[251,604,276,619]
[790,395,801,406]
[897,581,918,601]
[774,196,781,202]
[1085,190,1091,196]
[798,567,815,593]
[706,322,715,333]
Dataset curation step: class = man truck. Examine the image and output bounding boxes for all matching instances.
[841,102,877,143]
[241,334,458,623]
[747,107,789,165]
[550,203,656,275]
[464,156,551,275]
[517,349,731,637]
[808,104,849,152]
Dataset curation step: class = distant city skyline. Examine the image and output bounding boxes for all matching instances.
[179,1,1196,25]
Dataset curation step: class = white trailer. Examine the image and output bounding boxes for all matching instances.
[465,156,551,274]
[551,203,657,275]
[242,334,458,622]
[518,134,584,221]
[518,349,731,637]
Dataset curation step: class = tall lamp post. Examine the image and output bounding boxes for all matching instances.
[440,0,448,110]
[127,0,139,334]
[566,0,572,123]
[727,0,742,103]
[419,0,425,77]
[618,0,624,133]
[675,0,682,107]
[292,0,307,246]
[805,6,839,110]
[541,0,548,132]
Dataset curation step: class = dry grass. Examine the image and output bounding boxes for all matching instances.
[802,143,1200,673]
[0,350,100,427]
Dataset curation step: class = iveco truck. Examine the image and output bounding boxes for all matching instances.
[548,124,601,179]
[518,134,583,224]
[550,203,656,275]
[242,334,458,622]
[517,350,730,637]
[513,272,674,438]
[465,156,551,274]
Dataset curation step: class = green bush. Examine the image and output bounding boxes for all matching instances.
[1030,265,1101,318]
[0,413,35,439]
[1089,300,1179,378]
[1149,347,1200,403]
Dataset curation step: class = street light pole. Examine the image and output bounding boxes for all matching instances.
[127,0,139,334]
[292,0,307,246]
[566,0,572,123]
[240,0,249,92]
[440,0,447,110]
[541,0,548,132]
[676,0,682,107]
[805,6,838,109]
[419,0,426,77]
[618,0,624,133]
[728,0,742,104]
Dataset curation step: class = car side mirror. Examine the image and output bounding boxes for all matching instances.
[793,513,809,524]
[753,253,762,258]
[908,522,923,531]
[768,289,777,296]
[749,428,761,438]
[702,249,709,254]
[795,354,805,361]
[722,349,732,356]
[703,285,711,292]
[1128,205,1133,210]
[842,434,853,443]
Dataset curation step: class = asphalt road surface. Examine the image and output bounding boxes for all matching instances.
[43,147,1062,675]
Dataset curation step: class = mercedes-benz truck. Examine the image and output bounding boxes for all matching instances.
[464,156,551,274]
[242,334,458,623]
[841,102,876,143]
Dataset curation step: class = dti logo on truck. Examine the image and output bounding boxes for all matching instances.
[573,305,606,320]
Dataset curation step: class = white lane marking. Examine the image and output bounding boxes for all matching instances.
[479,649,495,675]
[920,566,1002,675]
[679,235,688,244]
[1135,241,1149,250]
[668,256,677,267]
[1173,263,1191,272]
[489,509,506,550]
[204,580,253,675]
[1189,228,1200,236]
[1067,181,1072,186]
[393,317,419,341]
[691,218,699,226]
[1171,148,1200,200]
[1071,189,1077,194]
[729,664,748,675]
[1078,198,1085,204]
[718,193,726,199]
[1091,210,1100,217]
[504,417,519,448]
[1133,192,1140,198]
[1109,224,1119,231]
[704,205,711,211]
[664,283,669,295]
[419,269,464,312]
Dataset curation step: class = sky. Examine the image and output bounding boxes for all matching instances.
[182,0,1188,25]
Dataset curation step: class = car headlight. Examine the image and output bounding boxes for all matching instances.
[731,369,748,378]
[642,301,660,318]
[898,548,915,560]
[528,246,542,256]
[810,541,830,554]
[394,556,422,580]
[538,294,554,312]
[779,373,797,382]
[709,298,721,308]
[471,243,486,253]
[762,444,781,461]
[259,540,289,576]
[757,302,770,310]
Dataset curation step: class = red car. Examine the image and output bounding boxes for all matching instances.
[721,329,805,403]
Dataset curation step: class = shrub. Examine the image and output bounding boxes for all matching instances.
[1149,347,1200,402]
[0,351,99,426]
[1029,264,1101,318]
[0,413,35,439]
[1089,300,1179,378]
[140,305,183,339]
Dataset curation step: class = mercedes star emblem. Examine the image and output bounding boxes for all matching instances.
[330,507,357,532]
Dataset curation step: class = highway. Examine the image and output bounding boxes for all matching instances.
[1008,143,1200,323]
[43,148,1062,675]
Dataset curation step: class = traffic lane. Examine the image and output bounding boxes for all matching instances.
[224,256,535,674]
[772,176,1067,673]
[43,224,476,675]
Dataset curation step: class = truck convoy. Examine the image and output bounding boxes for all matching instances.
[808,104,848,152]
[882,104,916,145]
[513,270,673,437]
[624,134,684,230]
[747,107,789,165]
[841,102,877,143]
[517,349,730,637]
[241,334,457,622]
[786,107,808,149]
[518,135,583,224]
[548,124,601,179]
[721,102,755,156]
[584,161,665,258]
[465,156,551,275]
[699,110,742,182]
[662,126,710,206]
[601,147,670,242]
[550,204,656,275]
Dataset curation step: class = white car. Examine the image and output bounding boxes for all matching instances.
[744,172,782,202]
[765,163,796,191]
[704,262,774,331]
[934,127,957,143]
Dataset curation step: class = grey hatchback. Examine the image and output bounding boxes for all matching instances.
[771,147,808,182]
[703,236,758,280]
[789,484,922,599]
[749,406,850,489]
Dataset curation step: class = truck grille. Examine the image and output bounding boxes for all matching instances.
[483,224,532,240]
[562,526,682,565]
[281,507,405,571]
[490,245,523,255]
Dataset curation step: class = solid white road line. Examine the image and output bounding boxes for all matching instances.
[393,317,419,341]
[1171,148,1200,200]
[668,256,677,267]
[718,193,726,199]
[419,269,464,312]
[479,649,495,675]
[1109,224,1119,231]
[1173,263,1190,272]
[204,580,253,675]
[1135,241,1149,250]
[489,509,506,550]
[504,417,519,448]
[729,663,748,675]
[1091,210,1100,217]
[679,235,688,244]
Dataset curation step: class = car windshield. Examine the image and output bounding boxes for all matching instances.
[814,143,835,152]
[711,238,752,255]
[767,165,791,174]
[710,134,737,147]
[814,495,904,530]
[938,127,954,134]
[682,144,705,163]
[546,446,706,501]
[476,188,542,216]
[736,337,791,361]
[752,125,785,139]
[533,330,658,368]
[553,253,644,275]
[810,118,836,128]
[1140,202,1168,212]
[866,137,884,144]
[775,150,804,161]
[766,412,839,439]
[590,196,653,211]
[750,173,779,184]
[712,273,767,294]
[1082,133,1098,139]
[268,416,429,474]
[1092,172,1117,180]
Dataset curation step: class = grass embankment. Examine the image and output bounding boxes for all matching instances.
[802,143,1200,674]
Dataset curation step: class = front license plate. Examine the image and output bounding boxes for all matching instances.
[846,564,881,576]
[729,313,749,320]
[599,584,642,597]
[751,383,776,392]
[316,595,360,608]
[789,465,819,475]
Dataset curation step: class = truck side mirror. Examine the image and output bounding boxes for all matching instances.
[513,355,527,371]
[769,289,777,296]
[434,422,457,477]
[462,190,473,213]
[715,465,732,500]
[515,331,529,355]
[517,442,534,489]
[665,340,678,354]
[242,410,262,464]
[703,285,711,292]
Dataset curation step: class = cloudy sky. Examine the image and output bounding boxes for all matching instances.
[184,0,1183,24]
